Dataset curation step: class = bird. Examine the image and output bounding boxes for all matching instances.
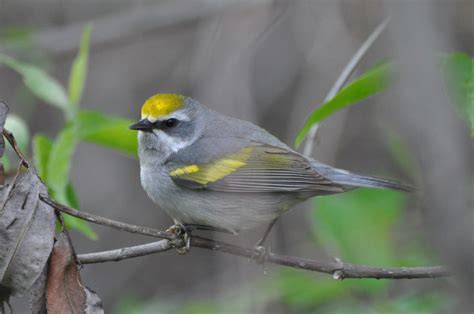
[130,94,412,250]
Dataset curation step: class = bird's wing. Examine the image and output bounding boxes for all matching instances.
[167,140,343,193]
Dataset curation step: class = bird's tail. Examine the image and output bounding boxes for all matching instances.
[330,171,414,192]
[312,162,414,192]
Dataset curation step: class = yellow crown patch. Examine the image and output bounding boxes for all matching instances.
[141,94,185,120]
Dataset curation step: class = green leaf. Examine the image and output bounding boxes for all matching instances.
[441,53,474,136]
[63,182,97,240]
[32,134,53,181]
[66,182,80,209]
[77,110,138,157]
[46,123,77,203]
[294,62,392,147]
[312,188,405,293]
[5,114,29,153]
[0,54,70,117]
[68,23,92,111]
[62,214,97,240]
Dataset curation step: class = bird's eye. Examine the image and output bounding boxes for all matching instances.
[164,118,178,128]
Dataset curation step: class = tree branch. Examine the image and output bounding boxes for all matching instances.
[39,195,171,240]
[2,128,30,168]
[303,18,390,156]
[76,236,449,279]
[41,196,450,280]
[78,240,172,264]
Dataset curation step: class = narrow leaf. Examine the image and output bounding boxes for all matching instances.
[62,215,97,240]
[46,124,77,201]
[64,183,97,240]
[45,126,96,239]
[295,62,392,147]
[77,110,138,157]
[68,23,92,111]
[0,54,70,117]
[32,134,53,181]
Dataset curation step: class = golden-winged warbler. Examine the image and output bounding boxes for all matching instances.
[130,94,411,245]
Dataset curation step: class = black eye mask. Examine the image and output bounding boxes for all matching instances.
[130,118,179,132]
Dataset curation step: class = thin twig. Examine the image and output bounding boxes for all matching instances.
[2,128,30,168]
[76,235,450,279]
[193,237,450,279]
[78,240,172,264]
[39,195,171,240]
[43,198,450,279]
[303,18,390,157]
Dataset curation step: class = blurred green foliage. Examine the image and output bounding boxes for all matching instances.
[0,24,136,238]
[0,54,70,116]
[441,53,474,136]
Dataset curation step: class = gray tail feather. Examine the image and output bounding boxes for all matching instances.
[326,170,414,192]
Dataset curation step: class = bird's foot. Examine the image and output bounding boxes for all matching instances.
[251,245,270,265]
[166,223,191,254]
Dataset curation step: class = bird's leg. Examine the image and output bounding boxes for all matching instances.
[256,218,278,248]
[252,218,278,264]
[165,221,191,254]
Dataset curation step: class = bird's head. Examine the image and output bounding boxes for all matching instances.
[130,94,202,157]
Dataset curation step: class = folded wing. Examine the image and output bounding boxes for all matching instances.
[169,142,343,193]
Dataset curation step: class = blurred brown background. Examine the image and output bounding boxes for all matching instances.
[1,0,472,312]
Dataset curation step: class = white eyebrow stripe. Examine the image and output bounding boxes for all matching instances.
[161,111,190,121]
[143,111,190,122]
[169,112,190,121]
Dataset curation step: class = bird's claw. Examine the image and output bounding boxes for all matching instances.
[251,245,269,265]
[165,224,185,237]
[166,223,191,254]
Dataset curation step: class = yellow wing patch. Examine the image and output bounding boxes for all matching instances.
[141,94,185,120]
[170,165,200,177]
[170,147,254,185]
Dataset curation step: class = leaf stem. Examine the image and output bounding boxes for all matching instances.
[303,18,390,156]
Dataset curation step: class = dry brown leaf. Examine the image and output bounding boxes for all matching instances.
[0,169,55,300]
[46,232,103,314]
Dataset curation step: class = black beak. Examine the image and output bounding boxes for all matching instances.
[129,119,154,131]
